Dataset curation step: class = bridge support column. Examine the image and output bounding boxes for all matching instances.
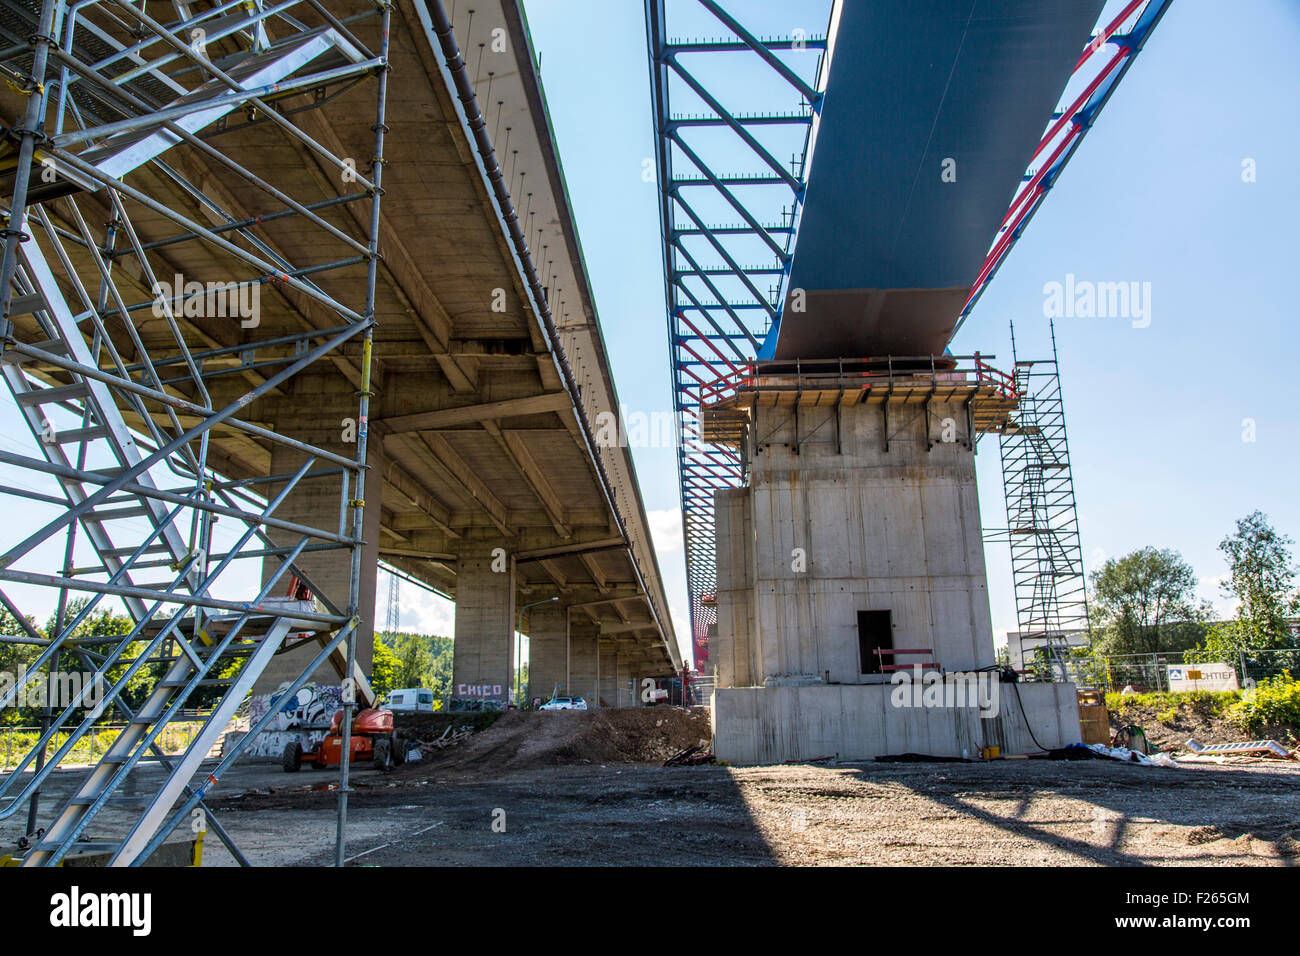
[526,601,567,704]
[567,618,600,708]
[613,648,633,708]
[254,403,383,695]
[595,638,616,708]
[452,549,516,709]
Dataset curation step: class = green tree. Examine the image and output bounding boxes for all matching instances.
[395,634,433,689]
[370,636,401,697]
[1089,547,1210,656]
[371,631,453,702]
[47,599,147,716]
[1185,622,1247,668]
[1217,511,1299,650]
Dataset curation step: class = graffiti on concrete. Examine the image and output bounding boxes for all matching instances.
[244,683,344,758]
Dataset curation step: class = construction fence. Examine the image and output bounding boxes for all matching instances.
[1041,647,1300,693]
[1,721,207,773]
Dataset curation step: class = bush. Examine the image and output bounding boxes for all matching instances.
[1104,689,1238,721]
[1223,673,1300,735]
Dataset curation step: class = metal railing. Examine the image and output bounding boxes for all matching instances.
[1,721,206,772]
[697,353,1020,408]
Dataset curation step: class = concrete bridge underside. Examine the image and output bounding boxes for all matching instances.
[1,0,679,706]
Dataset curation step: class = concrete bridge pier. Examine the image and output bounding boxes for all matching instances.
[616,647,637,708]
[525,601,568,704]
[254,383,384,694]
[707,365,1080,763]
[567,619,600,706]
[597,639,617,708]
[452,548,516,708]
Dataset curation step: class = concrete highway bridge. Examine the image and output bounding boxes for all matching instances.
[0,0,675,865]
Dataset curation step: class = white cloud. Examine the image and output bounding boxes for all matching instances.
[376,571,454,637]
[407,589,454,637]
[645,507,693,663]
[1197,573,1236,619]
[648,507,683,553]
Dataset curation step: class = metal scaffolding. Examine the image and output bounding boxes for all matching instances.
[995,322,1090,680]
[0,0,388,865]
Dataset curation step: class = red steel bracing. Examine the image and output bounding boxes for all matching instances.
[675,341,739,404]
[997,48,1127,233]
[1075,0,1145,71]
[675,311,743,374]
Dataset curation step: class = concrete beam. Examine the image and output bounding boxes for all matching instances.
[487,423,570,538]
[514,536,625,562]
[378,392,571,433]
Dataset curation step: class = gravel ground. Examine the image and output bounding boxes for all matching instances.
[211,754,1300,866]
[6,707,1298,866]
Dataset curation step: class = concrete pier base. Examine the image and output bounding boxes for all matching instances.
[711,681,1080,765]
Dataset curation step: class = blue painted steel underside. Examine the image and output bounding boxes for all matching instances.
[769,0,1104,360]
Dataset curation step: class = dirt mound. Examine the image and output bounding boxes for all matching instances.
[393,711,500,742]
[401,706,711,776]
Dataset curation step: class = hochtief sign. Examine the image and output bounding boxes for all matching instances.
[1166,663,1239,693]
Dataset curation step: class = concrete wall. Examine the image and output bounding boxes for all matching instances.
[711,681,1080,765]
[236,683,345,761]
[715,399,995,687]
[714,486,754,688]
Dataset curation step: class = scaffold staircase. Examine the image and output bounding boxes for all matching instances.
[995,322,1091,678]
[19,616,295,867]
[0,228,348,867]
[0,233,200,613]
[0,0,389,867]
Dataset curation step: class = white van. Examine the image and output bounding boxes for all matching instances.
[538,696,587,711]
[383,687,435,712]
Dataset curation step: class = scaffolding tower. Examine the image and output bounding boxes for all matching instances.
[0,0,389,866]
[997,321,1090,681]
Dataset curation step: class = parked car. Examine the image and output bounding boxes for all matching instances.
[382,687,435,712]
[538,696,587,711]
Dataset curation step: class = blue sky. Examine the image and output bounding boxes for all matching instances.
[518,0,1300,656]
[2,1,1296,666]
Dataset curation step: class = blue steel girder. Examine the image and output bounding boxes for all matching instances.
[646,0,831,665]
[764,0,1170,360]
[954,0,1173,334]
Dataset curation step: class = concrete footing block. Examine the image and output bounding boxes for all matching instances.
[711,681,1080,765]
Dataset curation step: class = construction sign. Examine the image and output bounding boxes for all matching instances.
[1166,663,1239,693]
